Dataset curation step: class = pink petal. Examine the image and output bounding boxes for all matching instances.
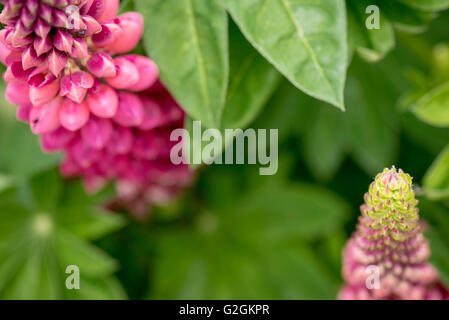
[59,99,90,131]
[86,84,118,118]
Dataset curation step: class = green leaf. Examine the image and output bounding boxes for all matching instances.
[412,82,449,127]
[423,143,449,199]
[0,171,126,299]
[419,200,449,288]
[221,21,282,129]
[119,0,134,13]
[234,180,350,240]
[55,230,118,277]
[401,113,449,156]
[0,121,61,179]
[398,0,449,11]
[347,0,395,62]
[137,0,229,128]
[344,62,399,174]
[379,1,435,33]
[300,56,400,177]
[149,179,348,299]
[222,0,348,109]
[302,106,347,181]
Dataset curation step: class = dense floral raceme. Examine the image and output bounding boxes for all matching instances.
[339,167,449,300]
[0,0,192,215]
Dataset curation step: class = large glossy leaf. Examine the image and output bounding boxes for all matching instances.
[0,170,126,299]
[412,82,449,127]
[222,0,347,109]
[137,0,228,128]
[221,22,282,129]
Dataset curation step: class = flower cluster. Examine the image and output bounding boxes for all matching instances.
[0,0,192,215]
[339,167,448,300]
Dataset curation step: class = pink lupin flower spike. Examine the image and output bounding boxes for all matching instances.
[339,167,449,300]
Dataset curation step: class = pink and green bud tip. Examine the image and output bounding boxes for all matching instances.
[339,167,449,300]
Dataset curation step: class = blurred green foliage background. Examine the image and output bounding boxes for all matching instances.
[1,1,449,300]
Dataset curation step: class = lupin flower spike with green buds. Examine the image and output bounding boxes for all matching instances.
[339,167,449,300]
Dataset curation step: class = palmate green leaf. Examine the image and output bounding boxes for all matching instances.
[0,84,60,179]
[221,21,282,129]
[149,179,349,299]
[347,0,395,62]
[0,121,61,180]
[423,143,449,200]
[0,170,126,300]
[222,0,348,110]
[233,180,350,240]
[137,0,228,128]
[412,82,449,127]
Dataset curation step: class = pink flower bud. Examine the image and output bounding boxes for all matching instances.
[139,96,163,130]
[47,49,67,76]
[69,139,102,169]
[33,35,52,57]
[98,0,120,22]
[34,18,51,38]
[52,9,68,29]
[22,46,45,70]
[133,132,165,160]
[0,39,12,64]
[87,52,116,78]
[60,71,95,104]
[113,92,144,127]
[6,81,31,105]
[59,99,90,132]
[60,155,82,177]
[53,30,73,53]
[106,57,139,89]
[86,83,119,118]
[81,116,113,150]
[0,44,21,65]
[6,62,33,82]
[41,127,76,153]
[106,126,134,155]
[29,77,59,106]
[82,16,102,37]
[125,55,159,92]
[87,0,107,20]
[67,39,86,60]
[29,97,62,134]
[92,21,122,48]
[107,13,143,54]
[16,104,32,123]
